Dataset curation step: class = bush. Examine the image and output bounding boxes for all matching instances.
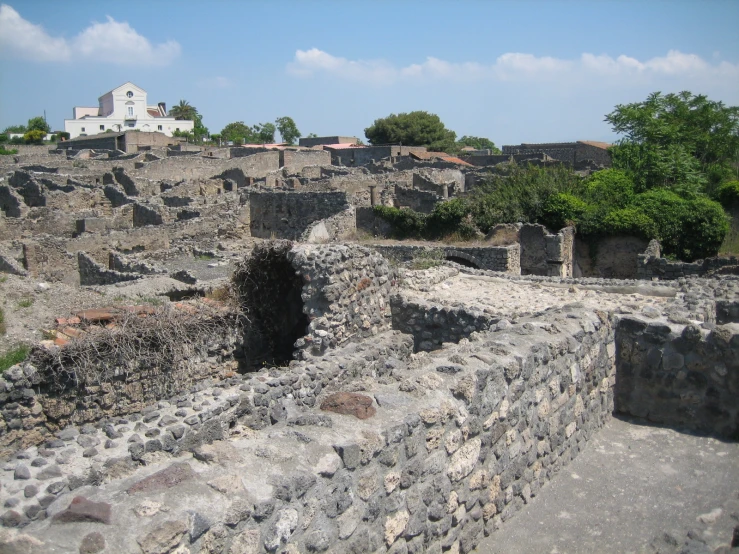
[580,169,635,209]
[23,130,46,145]
[373,206,426,239]
[632,189,728,260]
[0,146,18,156]
[716,181,739,209]
[0,134,7,143]
[56,131,70,141]
[540,193,592,231]
[600,207,658,239]
[425,198,476,239]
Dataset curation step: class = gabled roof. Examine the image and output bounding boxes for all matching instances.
[99,82,146,101]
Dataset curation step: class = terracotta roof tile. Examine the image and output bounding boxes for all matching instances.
[578,140,612,150]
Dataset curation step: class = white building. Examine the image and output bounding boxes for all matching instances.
[64,82,194,139]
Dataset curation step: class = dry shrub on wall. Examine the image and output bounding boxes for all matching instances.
[30,302,239,396]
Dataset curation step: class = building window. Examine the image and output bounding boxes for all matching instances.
[176,128,180,132]
[157,125,162,131]
[99,125,105,131]
[127,122,135,127]
[127,106,134,117]
[126,91,133,98]
[81,127,85,132]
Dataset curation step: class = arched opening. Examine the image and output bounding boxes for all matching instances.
[446,254,480,269]
[233,242,309,368]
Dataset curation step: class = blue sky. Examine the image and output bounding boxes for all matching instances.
[1,0,738,145]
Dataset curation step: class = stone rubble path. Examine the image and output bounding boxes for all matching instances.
[474,416,739,554]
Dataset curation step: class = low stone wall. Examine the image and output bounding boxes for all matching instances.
[638,254,739,280]
[614,316,739,438]
[77,252,141,286]
[300,207,357,243]
[370,244,521,274]
[390,296,499,351]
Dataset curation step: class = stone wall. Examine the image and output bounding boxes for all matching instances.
[390,296,499,351]
[638,253,739,280]
[280,150,331,172]
[370,244,521,274]
[614,316,739,438]
[249,191,350,240]
[576,236,650,279]
[394,186,439,213]
[77,252,141,286]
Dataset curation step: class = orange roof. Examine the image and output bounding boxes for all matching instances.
[146,109,161,118]
[410,151,447,160]
[439,156,473,167]
[578,140,612,150]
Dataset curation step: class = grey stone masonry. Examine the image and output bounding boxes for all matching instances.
[614,316,739,438]
[371,244,521,274]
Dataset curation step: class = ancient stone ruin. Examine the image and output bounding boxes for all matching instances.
[0,144,736,553]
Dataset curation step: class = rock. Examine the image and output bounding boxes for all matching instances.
[137,519,188,554]
[224,499,252,527]
[320,392,376,420]
[46,481,66,495]
[263,508,298,552]
[315,452,342,478]
[36,465,63,480]
[447,438,481,482]
[0,510,25,527]
[23,485,38,498]
[133,500,163,518]
[76,435,100,448]
[13,465,30,480]
[188,511,210,542]
[229,529,260,554]
[79,532,106,554]
[207,474,244,495]
[127,462,194,494]
[57,427,79,441]
[385,510,410,546]
[52,496,111,524]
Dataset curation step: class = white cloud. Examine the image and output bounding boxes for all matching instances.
[288,47,739,85]
[0,4,70,61]
[0,4,180,65]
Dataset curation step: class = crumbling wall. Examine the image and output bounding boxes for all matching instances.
[77,252,141,286]
[390,296,499,351]
[371,244,521,274]
[575,236,650,279]
[614,316,739,438]
[637,251,739,280]
[249,191,350,239]
[394,186,439,213]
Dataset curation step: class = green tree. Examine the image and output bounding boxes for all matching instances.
[606,91,739,193]
[457,136,501,153]
[3,124,26,134]
[364,111,457,152]
[221,121,253,143]
[192,114,209,142]
[253,122,276,143]
[27,116,50,134]
[168,100,197,121]
[275,116,301,145]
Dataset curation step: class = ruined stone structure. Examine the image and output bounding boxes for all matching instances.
[0,143,737,553]
[501,141,612,168]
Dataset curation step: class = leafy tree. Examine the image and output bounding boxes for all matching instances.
[275,116,301,145]
[221,121,252,143]
[457,136,501,153]
[169,100,197,121]
[253,122,276,143]
[306,133,318,138]
[23,130,46,144]
[364,111,457,152]
[3,124,26,134]
[27,117,50,134]
[606,91,739,193]
[192,114,209,142]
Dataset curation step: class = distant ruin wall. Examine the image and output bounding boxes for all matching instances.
[614,317,739,439]
[370,244,521,274]
[637,254,739,280]
[280,150,330,171]
[249,191,349,239]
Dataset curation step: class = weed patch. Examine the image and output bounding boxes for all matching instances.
[0,345,30,373]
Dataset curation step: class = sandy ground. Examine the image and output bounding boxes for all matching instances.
[475,416,739,554]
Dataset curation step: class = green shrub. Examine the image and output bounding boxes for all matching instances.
[425,198,476,239]
[0,146,18,156]
[540,193,592,231]
[716,181,739,209]
[632,190,728,260]
[23,130,46,145]
[373,206,427,239]
[0,345,30,373]
[0,134,7,143]
[580,169,635,209]
[600,207,658,239]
